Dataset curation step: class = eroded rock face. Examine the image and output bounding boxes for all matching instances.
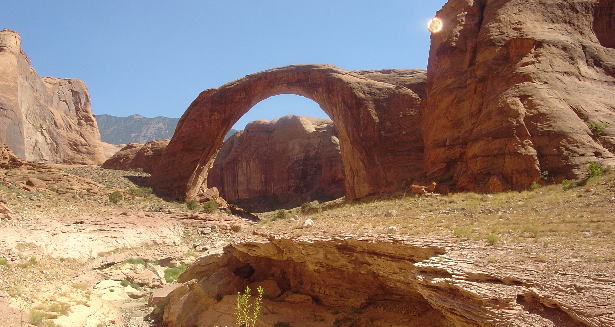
[102,140,168,173]
[208,116,345,211]
[161,238,613,327]
[151,65,427,200]
[0,29,104,164]
[422,0,615,192]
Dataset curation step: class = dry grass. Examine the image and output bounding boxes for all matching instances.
[258,172,615,263]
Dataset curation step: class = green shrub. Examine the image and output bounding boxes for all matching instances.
[235,286,264,327]
[587,162,604,179]
[120,280,141,290]
[588,122,609,137]
[164,263,187,283]
[274,210,290,221]
[486,235,498,245]
[202,200,218,214]
[530,181,541,190]
[127,187,152,197]
[300,201,321,214]
[540,170,550,181]
[562,179,578,191]
[126,258,146,265]
[0,258,8,266]
[186,199,199,211]
[109,191,123,204]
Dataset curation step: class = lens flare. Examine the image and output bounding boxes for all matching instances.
[427,17,443,34]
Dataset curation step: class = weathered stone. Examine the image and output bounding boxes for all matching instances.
[208,116,345,211]
[101,140,168,173]
[151,65,426,201]
[422,0,615,192]
[0,29,104,164]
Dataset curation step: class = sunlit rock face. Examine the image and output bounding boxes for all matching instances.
[422,0,615,193]
[0,29,104,164]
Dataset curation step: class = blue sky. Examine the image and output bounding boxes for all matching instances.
[3,1,446,129]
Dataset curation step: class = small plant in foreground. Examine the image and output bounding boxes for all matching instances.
[530,181,541,191]
[0,258,8,266]
[164,263,187,283]
[202,200,218,214]
[587,122,609,137]
[562,179,578,191]
[108,191,123,204]
[236,286,264,327]
[120,280,141,290]
[274,209,290,221]
[486,235,498,245]
[186,199,199,211]
[126,257,146,265]
[300,201,321,215]
[540,170,550,181]
[587,162,604,179]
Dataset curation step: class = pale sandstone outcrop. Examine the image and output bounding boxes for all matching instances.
[161,237,614,327]
[422,0,615,192]
[208,116,345,211]
[0,29,104,164]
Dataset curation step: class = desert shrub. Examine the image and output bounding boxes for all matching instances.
[29,309,45,326]
[236,286,264,327]
[120,280,141,290]
[186,199,199,211]
[562,179,578,191]
[300,201,321,214]
[274,209,290,220]
[0,258,7,266]
[126,258,146,265]
[486,235,498,245]
[588,122,609,137]
[530,181,541,190]
[202,200,218,214]
[109,191,123,204]
[540,170,550,181]
[587,162,604,179]
[164,263,187,283]
[127,187,152,197]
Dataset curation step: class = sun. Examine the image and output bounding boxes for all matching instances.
[427,17,443,34]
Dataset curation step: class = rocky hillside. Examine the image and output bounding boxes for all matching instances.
[96,114,237,145]
[0,29,104,164]
[95,114,179,145]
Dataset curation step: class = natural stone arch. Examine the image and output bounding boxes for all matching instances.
[151,64,426,200]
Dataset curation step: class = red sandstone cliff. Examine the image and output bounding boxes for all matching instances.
[208,116,345,211]
[422,0,615,192]
[0,29,104,164]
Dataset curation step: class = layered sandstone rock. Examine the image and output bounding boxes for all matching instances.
[208,116,345,211]
[101,140,168,173]
[422,0,615,192]
[151,65,427,200]
[0,29,104,164]
[161,237,614,327]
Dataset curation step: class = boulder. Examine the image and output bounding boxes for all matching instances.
[0,29,104,164]
[101,140,168,173]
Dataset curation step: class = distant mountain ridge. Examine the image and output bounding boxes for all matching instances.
[95,114,237,145]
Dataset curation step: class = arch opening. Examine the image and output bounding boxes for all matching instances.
[151,65,427,202]
[208,94,346,212]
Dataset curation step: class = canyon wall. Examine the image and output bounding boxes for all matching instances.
[208,116,345,211]
[422,0,615,192]
[0,29,104,164]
